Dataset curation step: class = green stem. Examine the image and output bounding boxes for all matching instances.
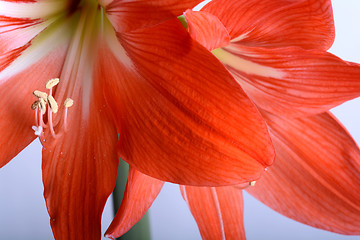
[112,160,151,240]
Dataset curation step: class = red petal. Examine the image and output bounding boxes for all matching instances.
[247,112,360,234]
[0,15,46,71]
[184,10,230,51]
[99,18,274,186]
[216,45,360,117]
[42,38,118,240]
[0,12,80,168]
[202,0,334,50]
[105,168,164,239]
[101,0,203,32]
[180,185,245,239]
[0,42,68,167]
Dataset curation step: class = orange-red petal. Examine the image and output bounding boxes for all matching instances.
[184,9,230,51]
[201,0,334,50]
[0,37,69,167]
[99,18,274,186]
[247,112,360,234]
[216,45,360,117]
[180,185,245,239]
[42,84,118,239]
[41,17,118,239]
[101,0,203,32]
[105,168,164,239]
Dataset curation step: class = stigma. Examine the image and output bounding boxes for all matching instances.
[31,78,74,140]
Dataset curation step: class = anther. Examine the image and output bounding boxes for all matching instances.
[31,100,40,110]
[33,90,48,101]
[45,78,60,89]
[39,98,46,114]
[64,98,74,108]
[249,181,256,186]
[48,95,58,113]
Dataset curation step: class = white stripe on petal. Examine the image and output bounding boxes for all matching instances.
[0,16,74,81]
[213,48,285,79]
[103,18,133,69]
[0,0,67,19]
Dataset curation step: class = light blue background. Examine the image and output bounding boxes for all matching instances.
[1,1,360,239]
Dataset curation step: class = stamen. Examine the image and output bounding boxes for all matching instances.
[39,98,46,114]
[31,78,74,139]
[45,78,60,89]
[249,181,256,186]
[48,108,57,138]
[63,98,73,131]
[33,90,48,101]
[48,95,59,113]
[31,100,39,110]
[64,98,74,108]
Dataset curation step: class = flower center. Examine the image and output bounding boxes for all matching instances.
[31,78,73,141]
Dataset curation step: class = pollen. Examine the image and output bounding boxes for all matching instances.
[33,90,48,101]
[64,98,74,108]
[48,95,59,113]
[31,100,39,110]
[249,181,256,186]
[45,78,60,89]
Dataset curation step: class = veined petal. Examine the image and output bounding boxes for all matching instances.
[105,168,164,239]
[180,185,245,239]
[100,0,203,32]
[99,18,274,186]
[0,2,75,168]
[0,45,67,168]
[0,14,76,81]
[0,0,67,19]
[215,45,360,117]
[247,112,360,234]
[184,9,230,51]
[202,0,334,50]
[42,9,118,239]
[42,90,118,240]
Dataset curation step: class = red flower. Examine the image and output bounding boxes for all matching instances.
[0,0,277,239]
[107,0,360,239]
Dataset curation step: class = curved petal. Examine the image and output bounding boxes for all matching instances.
[42,92,118,240]
[42,11,118,239]
[99,18,274,186]
[0,46,67,167]
[101,0,203,33]
[184,10,230,51]
[180,185,245,239]
[0,0,66,20]
[0,14,73,167]
[202,0,334,50]
[214,45,360,117]
[247,112,360,234]
[105,168,164,239]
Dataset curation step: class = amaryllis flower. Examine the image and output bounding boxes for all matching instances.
[105,0,360,239]
[0,0,279,239]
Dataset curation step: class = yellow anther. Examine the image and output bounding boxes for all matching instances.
[64,98,74,108]
[39,98,46,114]
[249,181,256,187]
[33,90,48,101]
[48,95,58,113]
[45,78,60,89]
[31,100,40,110]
